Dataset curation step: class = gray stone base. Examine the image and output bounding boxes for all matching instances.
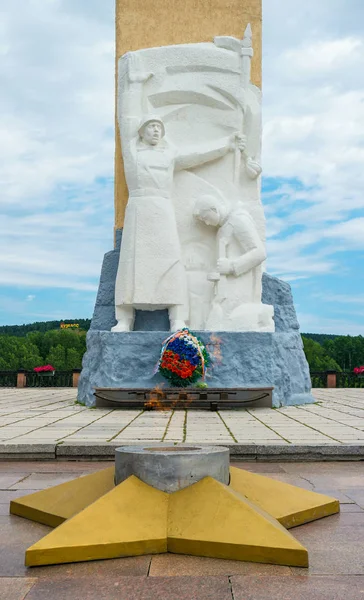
[114,444,230,492]
[78,231,313,408]
[77,329,313,408]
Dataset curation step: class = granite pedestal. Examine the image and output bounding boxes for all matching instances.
[114,445,230,492]
[77,232,314,408]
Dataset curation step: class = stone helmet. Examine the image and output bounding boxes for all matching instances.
[138,115,165,138]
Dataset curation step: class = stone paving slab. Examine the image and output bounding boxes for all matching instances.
[1,389,364,459]
[0,460,364,599]
[24,576,233,600]
[0,577,37,600]
[231,575,364,600]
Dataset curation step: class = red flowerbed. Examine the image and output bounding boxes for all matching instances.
[353,366,364,374]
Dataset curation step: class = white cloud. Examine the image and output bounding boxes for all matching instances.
[282,38,363,76]
[261,1,364,289]
[312,293,364,305]
[298,312,364,336]
[0,0,116,303]
[0,204,112,291]
[323,218,364,248]
[0,0,362,332]
[0,0,115,208]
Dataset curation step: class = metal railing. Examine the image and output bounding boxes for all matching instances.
[0,371,18,387]
[2,369,364,390]
[25,371,73,388]
[310,370,364,388]
[336,371,364,388]
[309,372,327,388]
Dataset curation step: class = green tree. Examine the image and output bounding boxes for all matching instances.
[45,331,86,370]
[323,335,364,371]
[0,319,91,337]
[0,335,43,370]
[0,327,86,371]
[27,329,86,367]
[302,333,340,345]
[46,345,67,370]
[26,331,46,360]
[302,337,341,372]
[65,348,83,370]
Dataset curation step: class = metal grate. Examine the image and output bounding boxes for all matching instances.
[310,372,327,388]
[0,371,17,387]
[336,371,364,388]
[25,371,73,388]
[94,386,273,410]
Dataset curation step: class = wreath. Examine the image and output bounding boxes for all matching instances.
[156,329,210,388]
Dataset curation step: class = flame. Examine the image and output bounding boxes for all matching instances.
[145,385,169,411]
[144,385,198,411]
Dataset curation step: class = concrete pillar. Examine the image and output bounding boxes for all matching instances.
[114,0,262,239]
[17,369,26,388]
[326,371,337,389]
[73,369,81,388]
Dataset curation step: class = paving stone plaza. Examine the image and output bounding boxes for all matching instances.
[0,389,363,598]
[2,459,364,599]
[1,388,364,455]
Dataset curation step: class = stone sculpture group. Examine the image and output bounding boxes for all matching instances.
[77,25,313,408]
[112,27,274,333]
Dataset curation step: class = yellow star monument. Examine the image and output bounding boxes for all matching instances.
[10,445,339,568]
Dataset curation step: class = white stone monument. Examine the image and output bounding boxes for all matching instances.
[112,26,274,333]
[77,25,313,409]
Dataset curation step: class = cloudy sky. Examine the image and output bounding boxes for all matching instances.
[0,0,363,334]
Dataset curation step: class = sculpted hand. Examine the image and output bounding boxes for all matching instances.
[229,133,247,152]
[127,53,153,83]
[246,157,262,179]
[217,258,234,275]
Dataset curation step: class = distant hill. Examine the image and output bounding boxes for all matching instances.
[0,323,354,341]
[301,333,347,345]
[0,322,363,372]
[0,319,91,337]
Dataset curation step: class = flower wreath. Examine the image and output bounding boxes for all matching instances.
[156,329,210,388]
